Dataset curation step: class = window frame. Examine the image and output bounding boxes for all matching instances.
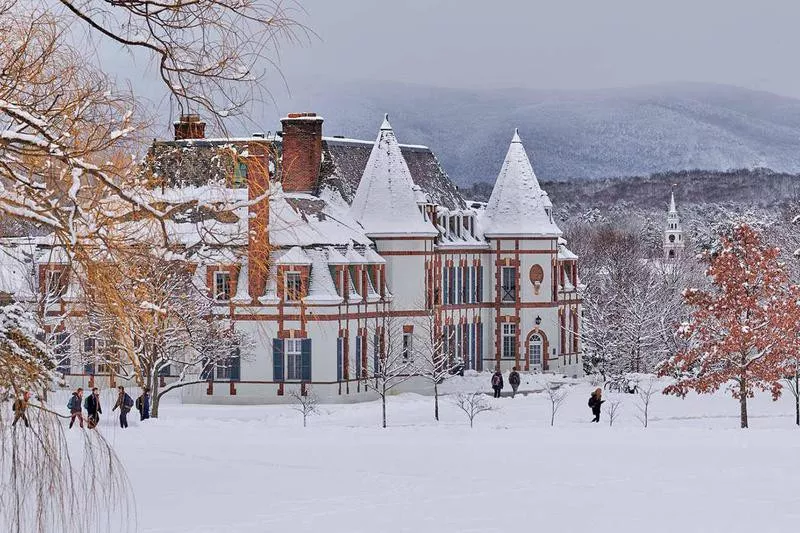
[501,323,517,359]
[286,338,303,381]
[402,332,413,361]
[501,267,517,302]
[529,334,543,365]
[284,271,303,303]
[213,270,231,302]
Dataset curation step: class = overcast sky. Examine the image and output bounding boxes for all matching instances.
[277,0,798,95]
[98,0,800,132]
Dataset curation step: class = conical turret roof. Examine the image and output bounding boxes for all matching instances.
[350,115,437,237]
[482,130,561,237]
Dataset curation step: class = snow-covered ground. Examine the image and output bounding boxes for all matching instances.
[64,375,800,532]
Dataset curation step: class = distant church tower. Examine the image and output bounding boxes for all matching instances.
[664,191,684,260]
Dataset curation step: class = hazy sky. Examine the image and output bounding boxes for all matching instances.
[276,0,799,96]
[95,0,800,133]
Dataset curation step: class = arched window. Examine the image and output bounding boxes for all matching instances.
[529,334,543,366]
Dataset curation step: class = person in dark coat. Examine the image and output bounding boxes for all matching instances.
[491,369,504,398]
[85,387,102,429]
[589,388,604,423]
[68,388,84,429]
[508,367,521,398]
[12,391,31,428]
[136,388,151,421]
[112,386,133,428]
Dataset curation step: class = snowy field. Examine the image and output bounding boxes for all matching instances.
[63,376,800,533]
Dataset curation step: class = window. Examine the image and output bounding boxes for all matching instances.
[668,234,675,243]
[502,323,516,359]
[46,269,67,299]
[402,332,413,360]
[286,338,303,380]
[284,271,303,302]
[501,267,517,302]
[232,161,248,188]
[214,271,231,301]
[529,334,543,366]
[216,346,241,381]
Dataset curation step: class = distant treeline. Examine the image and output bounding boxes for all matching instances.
[461,168,800,209]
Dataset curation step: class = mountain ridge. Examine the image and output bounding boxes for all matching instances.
[270,81,800,185]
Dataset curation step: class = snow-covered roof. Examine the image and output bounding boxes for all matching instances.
[270,186,372,247]
[326,246,350,265]
[231,260,252,304]
[0,244,35,298]
[349,115,438,237]
[303,252,343,305]
[363,247,386,264]
[669,191,677,214]
[275,246,312,265]
[345,246,365,264]
[481,130,562,238]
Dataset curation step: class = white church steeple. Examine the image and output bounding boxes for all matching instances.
[664,191,684,260]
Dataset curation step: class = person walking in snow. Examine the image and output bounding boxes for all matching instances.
[508,367,521,398]
[68,388,84,429]
[589,388,604,423]
[12,391,31,428]
[85,387,102,429]
[136,388,151,421]
[112,386,133,429]
[491,369,504,398]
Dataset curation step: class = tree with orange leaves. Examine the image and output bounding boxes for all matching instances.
[659,224,790,428]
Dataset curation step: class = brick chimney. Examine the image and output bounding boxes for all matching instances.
[280,113,324,192]
[174,114,206,140]
[246,141,272,300]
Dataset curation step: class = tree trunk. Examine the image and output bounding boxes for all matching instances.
[151,377,161,419]
[381,393,387,429]
[434,382,439,422]
[795,374,799,427]
[739,378,748,429]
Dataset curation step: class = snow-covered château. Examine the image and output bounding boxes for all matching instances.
[0,112,583,403]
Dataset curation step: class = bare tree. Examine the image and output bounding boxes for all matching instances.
[288,388,320,428]
[415,308,460,422]
[607,398,622,427]
[84,254,251,418]
[635,378,658,428]
[452,392,493,428]
[368,316,420,428]
[544,379,568,427]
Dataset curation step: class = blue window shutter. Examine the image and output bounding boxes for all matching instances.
[470,323,476,369]
[476,266,483,303]
[456,325,462,365]
[301,339,312,381]
[337,338,343,381]
[477,322,483,371]
[273,339,285,382]
[456,267,462,304]
[442,266,448,304]
[355,336,362,376]
[230,347,241,381]
[159,364,171,377]
[449,266,456,303]
[85,362,95,375]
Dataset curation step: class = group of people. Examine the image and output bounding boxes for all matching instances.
[67,386,151,429]
[490,367,523,398]
[490,369,607,423]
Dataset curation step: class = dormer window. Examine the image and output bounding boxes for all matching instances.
[284,271,303,302]
[214,271,231,301]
